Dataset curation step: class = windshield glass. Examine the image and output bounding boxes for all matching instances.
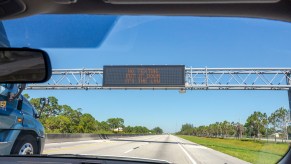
[1,15,291,164]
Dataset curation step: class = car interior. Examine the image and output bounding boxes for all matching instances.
[1,0,291,163]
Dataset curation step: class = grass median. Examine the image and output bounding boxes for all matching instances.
[178,135,290,164]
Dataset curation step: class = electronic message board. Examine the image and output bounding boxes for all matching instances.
[103,65,185,87]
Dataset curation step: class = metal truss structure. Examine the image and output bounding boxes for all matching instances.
[26,67,291,90]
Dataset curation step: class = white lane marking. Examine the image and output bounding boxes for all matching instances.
[45,140,107,146]
[141,143,149,146]
[174,136,197,164]
[178,144,197,164]
[124,149,134,154]
[177,137,210,150]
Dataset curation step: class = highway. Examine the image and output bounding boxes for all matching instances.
[44,135,250,164]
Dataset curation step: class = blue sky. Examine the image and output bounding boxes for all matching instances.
[3,15,291,133]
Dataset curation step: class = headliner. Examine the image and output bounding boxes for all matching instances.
[1,0,291,22]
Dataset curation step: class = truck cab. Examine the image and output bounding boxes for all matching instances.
[0,84,45,155]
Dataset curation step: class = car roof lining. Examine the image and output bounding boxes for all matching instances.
[2,0,291,22]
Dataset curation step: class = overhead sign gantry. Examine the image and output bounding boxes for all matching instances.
[26,66,291,91]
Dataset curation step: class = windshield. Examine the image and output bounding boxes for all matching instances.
[1,15,291,164]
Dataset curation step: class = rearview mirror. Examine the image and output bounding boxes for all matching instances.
[0,48,52,83]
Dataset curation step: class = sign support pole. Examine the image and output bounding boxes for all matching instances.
[287,72,291,141]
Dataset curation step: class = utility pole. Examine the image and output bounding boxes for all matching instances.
[287,72,291,141]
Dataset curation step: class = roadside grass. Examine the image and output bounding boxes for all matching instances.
[178,135,290,164]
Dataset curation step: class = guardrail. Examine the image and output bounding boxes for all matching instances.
[45,133,152,143]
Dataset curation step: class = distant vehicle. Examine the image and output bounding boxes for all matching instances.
[113,127,123,132]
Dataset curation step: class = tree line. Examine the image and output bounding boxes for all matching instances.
[177,107,290,141]
[24,94,163,134]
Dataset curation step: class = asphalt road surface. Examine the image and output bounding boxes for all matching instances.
[44,135,250,164]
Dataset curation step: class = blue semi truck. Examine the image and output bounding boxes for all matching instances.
[0,22,46,155]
